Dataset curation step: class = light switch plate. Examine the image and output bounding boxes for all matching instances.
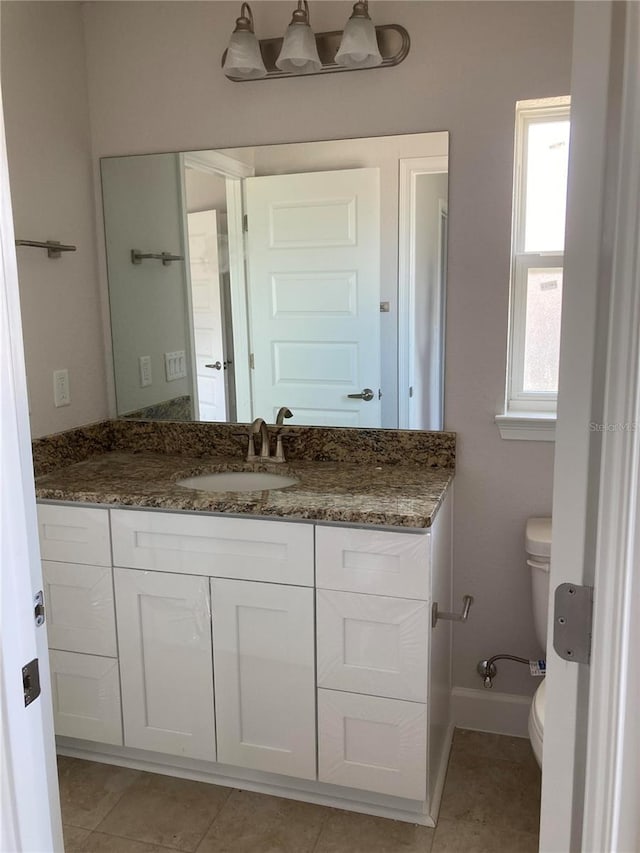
[139,355,152,387]
[165,350,187,382]
[53,369,70,407]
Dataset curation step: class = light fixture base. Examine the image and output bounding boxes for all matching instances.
[222,23,409,82]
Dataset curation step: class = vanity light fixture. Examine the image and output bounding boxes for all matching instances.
[222,3,267,80]
[275,1,322,75]
[221,1,410,82]
[335,1,382,69]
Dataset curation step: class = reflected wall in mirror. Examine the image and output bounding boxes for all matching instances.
[102,131,448,430]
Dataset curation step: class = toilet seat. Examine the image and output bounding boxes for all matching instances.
[528,678,546,767]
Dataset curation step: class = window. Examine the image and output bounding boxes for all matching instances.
[502,97,570,434]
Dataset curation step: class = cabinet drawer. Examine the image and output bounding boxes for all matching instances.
[43,561,117,657]
[318,688,427,800]
[317,590,429,702]
[316,526,430,599]
[49,650,122,745]
[38,505,111,566]
[111,510,313,586]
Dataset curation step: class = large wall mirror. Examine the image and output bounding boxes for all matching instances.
[101,131,449,431]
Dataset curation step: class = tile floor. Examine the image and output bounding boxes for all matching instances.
[59,729,541,853]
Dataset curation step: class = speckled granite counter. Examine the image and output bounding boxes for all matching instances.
[35,451,453,529]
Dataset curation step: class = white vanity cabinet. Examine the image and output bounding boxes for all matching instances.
[38,488,453,825]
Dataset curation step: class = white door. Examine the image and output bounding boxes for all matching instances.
[0,91,62,849]
[187,209,229,421]
[542,5,640,852]
[114,568,216,761]
[244,168,381,426]
[211,578,316,779]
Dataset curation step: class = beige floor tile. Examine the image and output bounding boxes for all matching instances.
[439,752,541,835]
[62,824,92,852]
[450,728,535,765]
[81,831,175,852]
[57,756,141,830]
[95,772,231,851]
[431,818,538,853]
[195,789,330,853]
[314,810,434,853]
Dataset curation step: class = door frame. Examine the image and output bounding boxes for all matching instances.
[541,2,640,850]
[397,155,448,430]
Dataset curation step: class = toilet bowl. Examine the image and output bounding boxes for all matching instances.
[525,517,552,767]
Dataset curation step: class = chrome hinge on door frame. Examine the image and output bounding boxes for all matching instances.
[553,583,593,664]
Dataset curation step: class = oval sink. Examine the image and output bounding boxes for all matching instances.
[177,471,299,493]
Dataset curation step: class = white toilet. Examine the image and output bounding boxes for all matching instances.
[526,516,552,767]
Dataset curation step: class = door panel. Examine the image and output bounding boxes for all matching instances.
[211,578,316,779]
[245,168,381,426]
[114,568,216,760]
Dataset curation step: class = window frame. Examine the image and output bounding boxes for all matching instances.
[505,98,571,416]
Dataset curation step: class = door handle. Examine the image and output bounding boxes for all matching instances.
[205,362,222,370]
[348,388,374,401]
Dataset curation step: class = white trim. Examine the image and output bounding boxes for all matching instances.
[56,738,436,827]
[397,154,448,429]
[184,149,254,179]
[582,6,640,852]
[177,153,200,417]
[451,687,532,738]
[495,412,556,441]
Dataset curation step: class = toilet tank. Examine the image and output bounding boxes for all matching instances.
[526,517,552,652]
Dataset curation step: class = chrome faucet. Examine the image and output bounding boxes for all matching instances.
[274,407,293,462]
[248,417,270,461]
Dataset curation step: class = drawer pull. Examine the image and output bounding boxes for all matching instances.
[432,594,473,627]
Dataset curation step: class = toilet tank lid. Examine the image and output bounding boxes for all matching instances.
[526,517,552,558]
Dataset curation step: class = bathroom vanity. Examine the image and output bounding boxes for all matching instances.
[34,422,455,826]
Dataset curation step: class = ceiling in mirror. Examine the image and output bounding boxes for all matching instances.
[101,131,448,431]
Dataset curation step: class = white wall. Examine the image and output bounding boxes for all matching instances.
[81,0,571,697]
[1,1,108,437]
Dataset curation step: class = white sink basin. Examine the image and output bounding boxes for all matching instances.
[177,471,299,493]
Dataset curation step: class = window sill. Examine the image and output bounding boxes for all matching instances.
[495,412,556,442]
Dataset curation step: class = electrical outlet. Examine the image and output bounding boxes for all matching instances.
[53,369,70,407]
[139,355,152,387]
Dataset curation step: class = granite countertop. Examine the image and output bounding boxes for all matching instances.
[35,450,454,529]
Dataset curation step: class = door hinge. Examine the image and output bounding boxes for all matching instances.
[249,353,255,370]
[34,590,45,627]
[23,658,41,707]
[553,583,593,664]
[243,214,248,232]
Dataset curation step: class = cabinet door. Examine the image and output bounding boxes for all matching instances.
[211,579,316,780]
[43,561,117,657]
[318,688,427,800]
[49,650,122,745]
[114,568,216,761]
[317,590,429,702]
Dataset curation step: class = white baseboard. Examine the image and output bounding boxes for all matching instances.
[451,687,532,738]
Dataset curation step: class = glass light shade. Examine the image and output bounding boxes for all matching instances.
[276,23,322,74]
[223,30,267,79]
[335,17,382,68]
